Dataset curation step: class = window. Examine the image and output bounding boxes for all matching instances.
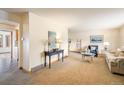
[0,34,3,47]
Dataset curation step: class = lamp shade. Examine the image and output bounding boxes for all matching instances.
[117,48,121,51]
[104,42,110,46]
[56,38,62,43]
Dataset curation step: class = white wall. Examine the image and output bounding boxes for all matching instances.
[0,10,8,20]
[69,29,120,53]
[21,13,30,71]
[119,26,124,49]
[29,12,68,69]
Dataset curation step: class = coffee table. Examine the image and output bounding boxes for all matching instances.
[81,52,95,61]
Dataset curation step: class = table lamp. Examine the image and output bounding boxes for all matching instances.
[104,42,110,51]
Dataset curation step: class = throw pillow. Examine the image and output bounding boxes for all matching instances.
[119,52,124,56]
[114,51,121,57]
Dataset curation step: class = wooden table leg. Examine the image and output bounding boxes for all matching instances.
[84,55,85,60]
[58,53,60,61]
[62,51,64,62]
[44,55,46,67]
[49,56,51,68]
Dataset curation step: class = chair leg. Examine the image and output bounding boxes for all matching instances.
[92,57,93,61]
[82,55,85,60]
[90,56,94,61]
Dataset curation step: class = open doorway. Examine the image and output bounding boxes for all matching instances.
[0,29,19,74]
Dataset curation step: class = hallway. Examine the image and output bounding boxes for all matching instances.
[0,53,17,74]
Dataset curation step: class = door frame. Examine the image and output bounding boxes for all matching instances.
[0,29,19,62]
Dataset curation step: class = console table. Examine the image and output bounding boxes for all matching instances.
[44,50,64,68]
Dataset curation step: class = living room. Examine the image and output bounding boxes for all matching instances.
[69,22,124,76]
[0,8,124,85]
[1,0,124,93]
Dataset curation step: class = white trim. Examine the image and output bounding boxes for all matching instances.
[0,18,19,26]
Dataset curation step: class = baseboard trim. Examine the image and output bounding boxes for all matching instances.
[0,52,11,54]
[31,64,44,72]
[31,55,68,72]
[19,67,23,69]
[19,67,31,73]
[64,55,68,58]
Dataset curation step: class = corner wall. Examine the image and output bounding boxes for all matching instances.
[119,26,124,48]
[29,12,68,69]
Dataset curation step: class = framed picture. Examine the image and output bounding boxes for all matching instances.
[90,35,104,43]
[48,31,56,49]
[0,34,3,47]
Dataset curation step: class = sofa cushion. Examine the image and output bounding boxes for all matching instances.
[114,51,120,57]
[105,51,124,74]
[119,52,124,56]
[114,51,124,57]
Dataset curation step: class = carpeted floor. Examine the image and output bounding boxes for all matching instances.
[0,52,124,85]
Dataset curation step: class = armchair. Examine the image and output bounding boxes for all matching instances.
[88,45,98,57]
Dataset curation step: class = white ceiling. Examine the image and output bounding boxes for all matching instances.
[2,8,124,30]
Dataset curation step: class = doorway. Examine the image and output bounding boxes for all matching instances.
[0,30,19,74]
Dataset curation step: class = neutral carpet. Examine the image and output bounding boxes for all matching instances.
[0,52,124,85]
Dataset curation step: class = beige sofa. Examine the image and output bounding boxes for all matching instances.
[105,52,124,74]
